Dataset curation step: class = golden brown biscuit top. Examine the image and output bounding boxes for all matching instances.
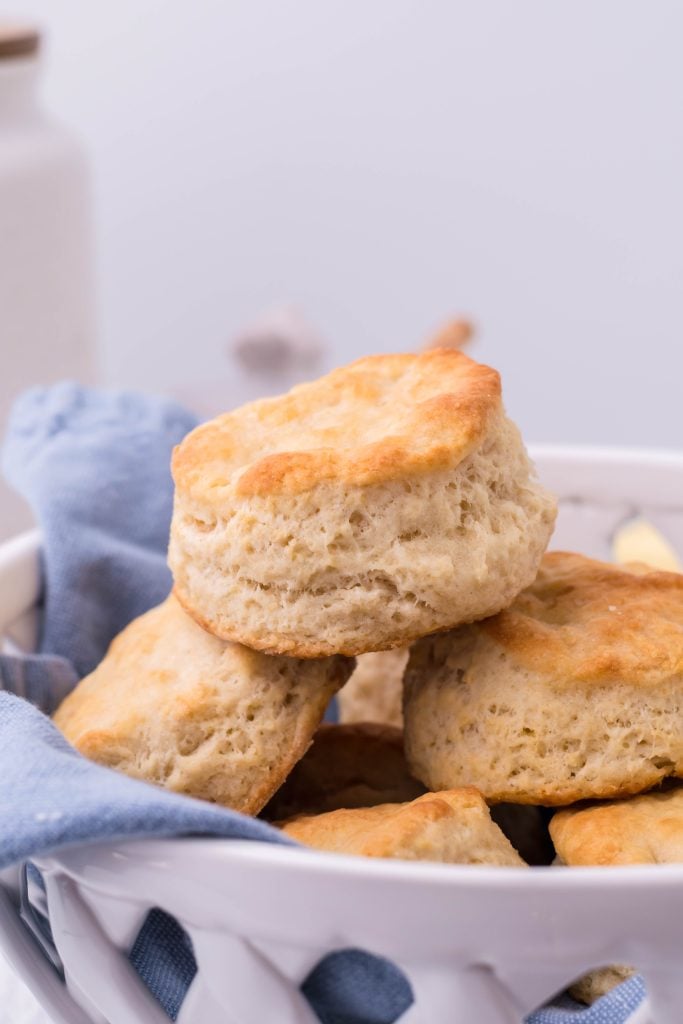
[550,788,683,865]
[479,551,683,684]
[280,787,516,860]
[172,350,501,500]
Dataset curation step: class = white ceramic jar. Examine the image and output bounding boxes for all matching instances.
[0,23,95,540]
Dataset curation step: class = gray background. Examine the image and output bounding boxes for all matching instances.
[13,0,683,446]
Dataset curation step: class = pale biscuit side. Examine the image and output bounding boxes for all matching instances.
[54,596,354,814]
[404,627,683,805]
[170,413,556,656]
[338,648,409,728]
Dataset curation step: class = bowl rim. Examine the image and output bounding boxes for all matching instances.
[43,835,683,893]
[528,442,683,464]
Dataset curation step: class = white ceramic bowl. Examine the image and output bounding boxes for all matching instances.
[2,446,683,1024]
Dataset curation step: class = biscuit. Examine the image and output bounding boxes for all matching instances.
[569,967,635,1005]
[263,723,425,820]
[404,553,683,805]
[280,787,526,865]
[550,787,683,865]
[169,349,556,657]
[338,648,408,728]
[53,596,353,814]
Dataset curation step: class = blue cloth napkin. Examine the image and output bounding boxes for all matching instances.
[3,382,197,679]
[0,383,645,1024]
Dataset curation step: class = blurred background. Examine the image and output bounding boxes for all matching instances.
[1,1,681,537]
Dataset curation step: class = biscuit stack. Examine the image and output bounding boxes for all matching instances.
[52,346,683,1005]
[55,348,555,860]
[54,348,683,928]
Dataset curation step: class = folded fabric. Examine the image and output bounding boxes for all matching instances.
[0,692,286,868]
[2,382,197,678]
[0,383,646,1024]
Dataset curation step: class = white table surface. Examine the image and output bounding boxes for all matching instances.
[1,951,52,1024]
